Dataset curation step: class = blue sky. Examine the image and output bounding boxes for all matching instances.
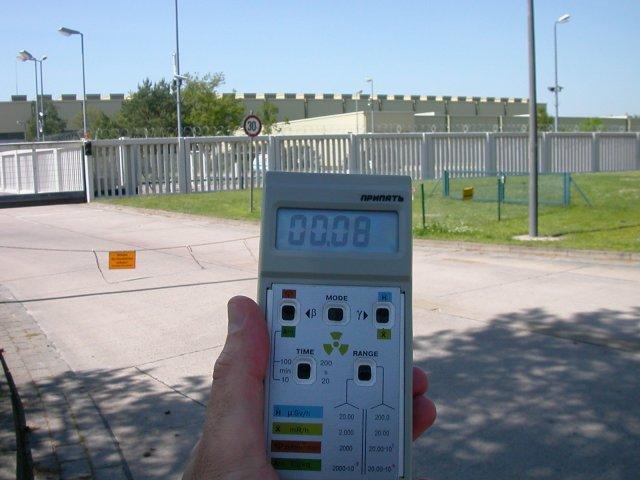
[2,0,638,117]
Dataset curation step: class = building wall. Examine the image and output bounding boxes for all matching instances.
[3,91,636,140]
[273,112,365,135]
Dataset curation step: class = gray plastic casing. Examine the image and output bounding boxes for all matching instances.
[258,171,413,479]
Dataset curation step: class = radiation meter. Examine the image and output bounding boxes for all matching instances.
[258,171,413,479]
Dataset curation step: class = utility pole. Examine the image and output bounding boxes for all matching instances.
[527,0,539,237]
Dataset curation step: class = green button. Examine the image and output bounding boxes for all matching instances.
[271,458,322,471]
[281,326,296,338]
[377,328,392,340]
[272,422,323,436]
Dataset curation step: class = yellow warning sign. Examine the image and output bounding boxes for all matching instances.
[108,251,136,269]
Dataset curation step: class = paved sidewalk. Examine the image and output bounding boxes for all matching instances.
[0,364,17,479]
[0,203,639,480]
[0,286,130,480]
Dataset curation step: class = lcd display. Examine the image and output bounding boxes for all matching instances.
[276,209,398,253]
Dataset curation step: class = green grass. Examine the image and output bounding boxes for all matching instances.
[100,171,640,253]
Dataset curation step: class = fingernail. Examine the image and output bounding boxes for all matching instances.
[227,299,246,335]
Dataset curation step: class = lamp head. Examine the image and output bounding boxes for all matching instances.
[557,14,571,24]
[17,50,34,62]
[365,77,372,83]
[58,26,81,36]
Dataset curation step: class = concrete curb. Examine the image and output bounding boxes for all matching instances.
[89,202,639,265]
[413,238,640,264]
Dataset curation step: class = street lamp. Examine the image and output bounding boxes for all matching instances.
[549,13,570,132]
[355,90,363,134]
[36,56,48,140]
[173,0,183,139]
[17,50,41,141]
[526,0,540,237]
[58,27,87,138]
[365,77,374,133]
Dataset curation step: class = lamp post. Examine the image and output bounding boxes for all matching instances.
[36,56,48,140]
[365,77,374,133]
[173,0,183,138]
[355,90,363,134]
[58,27,87,138]
[550,14,570,132]
[527,0,539,237]
[17,50,41,141]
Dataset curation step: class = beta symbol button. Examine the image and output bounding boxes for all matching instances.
[282,304,296,321]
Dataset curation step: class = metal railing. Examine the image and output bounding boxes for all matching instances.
[84,132,640,200]
[0,141,84,195]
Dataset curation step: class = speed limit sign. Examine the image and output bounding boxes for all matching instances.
[243,114,262,137]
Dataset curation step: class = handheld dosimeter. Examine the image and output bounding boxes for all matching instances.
[258,171,412,479]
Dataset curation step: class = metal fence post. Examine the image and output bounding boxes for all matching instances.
[178,137,189,193]
[31,146,39,194]
[443,170,449,196]
[269,135,282,172]
[15,152,21,193]
[83,144,95,202]
[485,132,497,173]
[636,133,640,170]
[420,133,435,180]
[563,172,571,206]
[348,134,360,174]
[540,133,551,173]
[121,143,131,196]
[591,133,600,173]
[55,148,63,192]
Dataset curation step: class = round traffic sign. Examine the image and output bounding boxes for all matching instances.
[243,114,262,137]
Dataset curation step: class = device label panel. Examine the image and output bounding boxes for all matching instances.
[266,283,404,479]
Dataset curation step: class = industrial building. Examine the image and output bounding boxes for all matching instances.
[1,92,636,140]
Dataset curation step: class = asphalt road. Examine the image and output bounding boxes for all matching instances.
[1,203,638,479]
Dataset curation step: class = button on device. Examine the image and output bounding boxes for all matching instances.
[375,307,390,324]
[357,364,372,382]
[297,362,312,380]
[282,304,296,321]
[327,307,344,322]
[354,360,376,386]
[294,358,316,384]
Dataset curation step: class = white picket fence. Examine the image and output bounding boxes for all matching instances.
[0,144,84,195]
[2,133,637,200]
[86,132,640,199]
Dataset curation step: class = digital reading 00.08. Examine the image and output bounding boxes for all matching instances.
[275,208,398,253]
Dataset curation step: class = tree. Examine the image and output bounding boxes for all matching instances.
[182,73,244,136]
[69,108,119,139]
[259,101,280,134]
[537,105,553,132]
[25,99,66,141]
[117,79,176,137]
[579,118,604,132]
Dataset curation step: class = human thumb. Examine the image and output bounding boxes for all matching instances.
[183,296,274,479]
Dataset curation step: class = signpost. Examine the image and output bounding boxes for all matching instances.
[243,114,262,213]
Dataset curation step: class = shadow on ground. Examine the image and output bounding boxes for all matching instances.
[414,306,640,480]
[20,306,640,480]
[23,365,212,479]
